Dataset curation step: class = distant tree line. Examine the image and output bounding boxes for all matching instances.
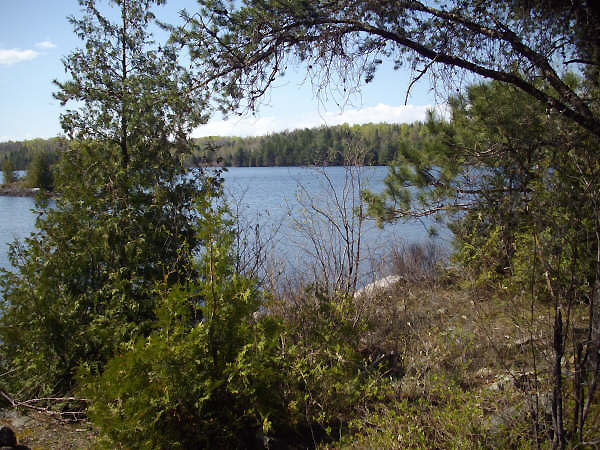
[1,123,431,173]
[0,137,64,170]
[196,122,430,167]
[0,138,63,190]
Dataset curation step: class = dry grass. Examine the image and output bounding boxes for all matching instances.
[324,260,600,448]
[2,243,596,448]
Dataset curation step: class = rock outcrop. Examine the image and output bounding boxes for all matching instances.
[353,274,402,298]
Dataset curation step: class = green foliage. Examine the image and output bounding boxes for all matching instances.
[84,201,285,448]
[335,380,489,449]
[0,141,215,396]
[277,287,391,439]
[363,79,600,447]
[2,122,417,170]
[0,0,209,398]
[448,81,598,302]
[366,80,598,300]
[26,150,54,191]
[1,157,16,184]
[53,0,207,156]
[362,113,455,226]
[85,260,390,448]
[0,137,64,171]
[195,122,414,167]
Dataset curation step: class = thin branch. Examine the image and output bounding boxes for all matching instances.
[405,56,437,105]
[0,389,87,423]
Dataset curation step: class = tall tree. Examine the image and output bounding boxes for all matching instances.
[54,0,208,167]
[0,0,211,396]
[365,80,600,446]
[175,0,599,138]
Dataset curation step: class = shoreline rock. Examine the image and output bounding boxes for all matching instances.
[0,187,40,197]
[0,184,52,198]
[353,274,403,298]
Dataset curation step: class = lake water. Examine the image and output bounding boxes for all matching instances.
[0,167,452,283]
[0,171,40,273]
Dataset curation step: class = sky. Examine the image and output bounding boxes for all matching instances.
[0,0,440,142]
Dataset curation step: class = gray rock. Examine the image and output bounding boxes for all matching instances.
[354,275,402,298]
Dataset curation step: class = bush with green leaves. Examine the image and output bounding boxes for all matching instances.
[83,198,287,449]
[366,79,598,299]
[365,78,600,446]
[84,210,391,448]
[85,286,285,448]
[275,287,392,441]
[334,378,493,449]
[442,80,598,303]
[0,141,215,397]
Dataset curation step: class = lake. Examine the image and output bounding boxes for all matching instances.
[0,167,452,283]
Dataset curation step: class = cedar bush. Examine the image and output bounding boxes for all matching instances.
[84,283,285,449]
[0,0,209,398]
[274,286,393,441]
[83,197,287,449]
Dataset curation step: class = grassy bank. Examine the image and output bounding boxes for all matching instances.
[3,263,596,448]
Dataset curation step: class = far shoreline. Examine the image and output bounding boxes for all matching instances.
[0,184,51,197]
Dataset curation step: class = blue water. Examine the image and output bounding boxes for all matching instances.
[0,196,39,270]
[0,171,39,272]
[220,166,452,285]
[0,167,452,280]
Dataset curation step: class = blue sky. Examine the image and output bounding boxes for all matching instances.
[0,0,439,142]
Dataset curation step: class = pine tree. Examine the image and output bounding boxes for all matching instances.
[26,150,54,191]
[1,158,15,185]
[0,0,210,396]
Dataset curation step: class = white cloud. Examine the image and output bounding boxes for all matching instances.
[193,103,443,138]
[0,41,55,66]
[35,40,57,49]
[0,48,40,65]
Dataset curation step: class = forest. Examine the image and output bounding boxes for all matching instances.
[0,138,64,171]
[201,122,426,167]
[1,0,599,449]
[0,138,60,192]
[1,121,424,171]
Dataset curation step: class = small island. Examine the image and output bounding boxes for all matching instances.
[0,184,44,197]
[1,150,55,196]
